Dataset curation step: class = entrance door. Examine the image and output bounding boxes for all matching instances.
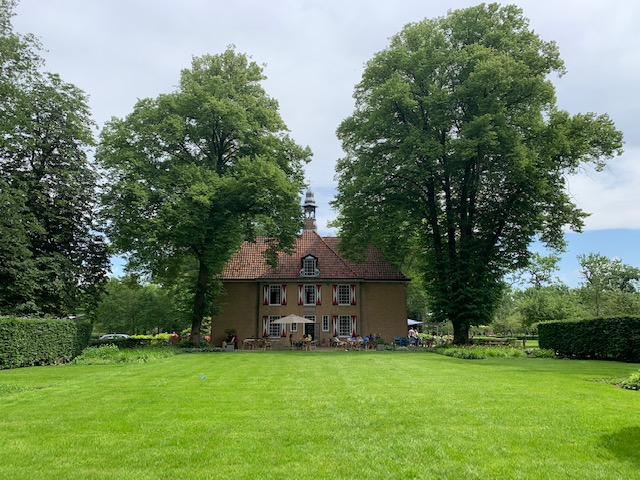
[304,316,316,338]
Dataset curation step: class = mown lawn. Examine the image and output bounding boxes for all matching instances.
[0,350,638,479]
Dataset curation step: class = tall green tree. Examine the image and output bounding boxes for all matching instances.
[577,253,640,317]
[0,0,108,316]
[333,4,623,343]
[0,180,41,313]
[94,277,188,335]
[98,48,310,345]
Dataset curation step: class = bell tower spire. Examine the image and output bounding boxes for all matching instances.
[303,186,317,231]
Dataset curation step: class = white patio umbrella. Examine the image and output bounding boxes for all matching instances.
[407,319,425,326]
[270,314,315,324]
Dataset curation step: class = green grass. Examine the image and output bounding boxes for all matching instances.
[1,350,639,479]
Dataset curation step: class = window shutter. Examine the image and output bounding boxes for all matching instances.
[262,316,268,337]
[351,315,357,337]
[316,285,322,305]
[332,284,338,305]
[332,315,338,337]
[350,285,356,305]
[298,285,304,305]
[263,285,269,305]
[281,285,287,305]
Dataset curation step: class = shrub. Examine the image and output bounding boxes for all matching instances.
[0,316,92,369]
[539,317,640,362]
[72,345,177,365]
[92,337,150,349]
[526,348,556,358]
[435,345,526,360]
[620,370,640,391]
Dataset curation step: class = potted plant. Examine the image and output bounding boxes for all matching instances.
[376,338,386,351]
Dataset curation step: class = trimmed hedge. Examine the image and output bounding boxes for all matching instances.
[0,316,92,369]
[538,317,640,362]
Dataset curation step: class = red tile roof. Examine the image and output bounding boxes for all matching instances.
[221,230,407,281]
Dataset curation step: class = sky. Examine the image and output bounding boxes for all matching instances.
[11,0,640,286]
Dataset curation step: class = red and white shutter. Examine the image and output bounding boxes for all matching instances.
[281,285,287,305]
[263,285,269,305]
[281,323,286,337]
[298,285,304,305]
[350,285,356,305]
[316,285,322,305]
[332,316,338,336]
[262,316,268,337]
[351,315,357,337]
[332,285,338,305]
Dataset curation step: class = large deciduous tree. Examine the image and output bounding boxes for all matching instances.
[94,277,188,335]
[333,4,623,344]
[98,48,310,345]
[0,0,109,316]
[578,253,640,317]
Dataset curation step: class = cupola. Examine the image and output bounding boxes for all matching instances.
[303,187,317,231]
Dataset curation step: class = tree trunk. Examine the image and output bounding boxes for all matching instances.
[190,259,209,347]
[452,319,470,345]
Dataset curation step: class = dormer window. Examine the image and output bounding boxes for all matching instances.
[300,255,319,277]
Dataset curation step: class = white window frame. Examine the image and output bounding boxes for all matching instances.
[269,285,282,306]
[268,315,282,337]
[338,315,352,337]
[291,323,298,333]
[300,256,319,277]
[303,284,316,305]
[337,285,351,306]
[322,315,329,332]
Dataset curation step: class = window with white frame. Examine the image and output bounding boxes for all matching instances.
[291,323,297,333]
[268,315,281,337]
[303,284,316,305]
[337,285,351,305]
[269,285,282,305]
[339,315,352,336]
[322,315,329,332]
[300,256,319,277]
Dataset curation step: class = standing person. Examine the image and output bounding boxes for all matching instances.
[233,334,239,350]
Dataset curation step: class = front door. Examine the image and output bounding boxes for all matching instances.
[304,316,316,338]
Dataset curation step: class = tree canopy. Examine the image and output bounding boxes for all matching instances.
[333,3,623,343]
[98,48,311,345]
[0,0,108,316]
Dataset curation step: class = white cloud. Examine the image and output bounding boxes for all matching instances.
[566,148,640,230]
[12,0,640,233]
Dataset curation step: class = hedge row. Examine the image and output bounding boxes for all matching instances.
[0,316,92,369]
[538,317,640,362]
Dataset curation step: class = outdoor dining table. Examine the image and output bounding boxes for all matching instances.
[242,338,266,349]
[242,338,277,350]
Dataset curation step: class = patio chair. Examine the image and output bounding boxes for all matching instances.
[332,336,347,349]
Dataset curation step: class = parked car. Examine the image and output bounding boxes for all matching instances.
[98,334,130,340]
